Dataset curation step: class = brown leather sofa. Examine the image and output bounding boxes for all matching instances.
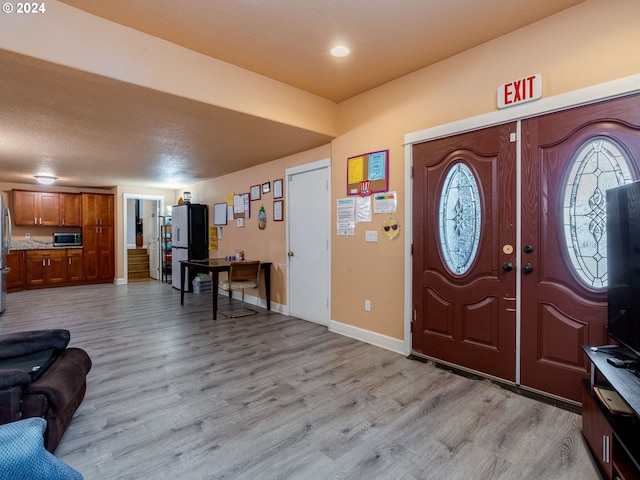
[0,329,91,452]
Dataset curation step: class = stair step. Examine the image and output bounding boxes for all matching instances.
[128,271,150,281]
[128,259,150,266]
[128,268,149,275]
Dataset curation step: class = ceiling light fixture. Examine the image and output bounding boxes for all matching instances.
[35,175,57,185]
[330,45,350,58]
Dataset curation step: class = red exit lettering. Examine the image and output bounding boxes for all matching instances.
[498,74,542,109]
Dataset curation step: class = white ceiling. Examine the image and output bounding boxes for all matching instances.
[0,0,585,189]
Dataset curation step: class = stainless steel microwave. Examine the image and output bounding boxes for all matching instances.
[53,232,82,247]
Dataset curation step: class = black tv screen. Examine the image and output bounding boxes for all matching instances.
[607,180,640,357]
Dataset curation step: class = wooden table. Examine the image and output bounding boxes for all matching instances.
[180,258,272,320]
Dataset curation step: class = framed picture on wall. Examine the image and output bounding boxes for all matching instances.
[274,200,283,221]
[213,203,227,225]
[273,179,283,199]
[262,181,271,194]
[250,185,261,200]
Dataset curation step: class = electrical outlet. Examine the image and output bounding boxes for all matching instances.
[25,233,30,239]
[364,299,371,311]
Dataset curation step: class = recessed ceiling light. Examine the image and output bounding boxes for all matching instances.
[330,46,350,58]
[35,175,57,185]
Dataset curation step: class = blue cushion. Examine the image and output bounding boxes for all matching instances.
[0,418,82,480]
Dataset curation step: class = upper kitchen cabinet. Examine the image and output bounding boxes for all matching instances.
[13,190,82,227]
[14,190,60,226]
[81,193,114,226]
[59,193,82,226]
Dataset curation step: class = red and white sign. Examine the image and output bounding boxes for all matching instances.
[497,74,542,109]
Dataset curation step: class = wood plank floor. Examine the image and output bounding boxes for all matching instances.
[1,282,600,480]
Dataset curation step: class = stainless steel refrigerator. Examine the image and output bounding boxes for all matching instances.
[1,194,12,314]
[171,203,208,289]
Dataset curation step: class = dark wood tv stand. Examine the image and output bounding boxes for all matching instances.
[582,346,640,480]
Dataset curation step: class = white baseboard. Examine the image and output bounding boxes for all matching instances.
[116,282,402,354]
[328,320,408,355]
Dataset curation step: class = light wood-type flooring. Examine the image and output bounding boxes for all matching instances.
[1,282,600,480]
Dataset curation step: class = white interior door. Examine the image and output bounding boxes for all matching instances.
[146,200,160,280]
[287,160,330,325]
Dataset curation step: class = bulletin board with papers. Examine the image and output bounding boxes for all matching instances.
[346,150,389,196]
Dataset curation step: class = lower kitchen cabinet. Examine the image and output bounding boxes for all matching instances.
[26,250,67,288]
[24,248,85,289]
[66,249,83,283]
[82,225,114,283]
[6,250,26,292]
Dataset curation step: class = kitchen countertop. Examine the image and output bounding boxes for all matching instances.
[10,240,83,250]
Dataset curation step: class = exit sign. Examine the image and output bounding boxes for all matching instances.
[497,74,542,109]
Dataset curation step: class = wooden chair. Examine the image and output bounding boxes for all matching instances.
[217,261,261,317]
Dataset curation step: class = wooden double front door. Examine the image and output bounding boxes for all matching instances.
[412,93,640,402]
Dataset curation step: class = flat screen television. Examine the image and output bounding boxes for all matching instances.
[607,180,640,359]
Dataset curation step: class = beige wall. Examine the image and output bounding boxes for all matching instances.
[181,144,331,307]
[330,0,640,340]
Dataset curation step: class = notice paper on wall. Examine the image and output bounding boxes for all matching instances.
[337,197,356,235]
[373,191,397,214]
[209,226,218,250]
[356,196,372,223]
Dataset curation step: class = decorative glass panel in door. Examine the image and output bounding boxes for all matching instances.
[562,137,633,289]
[438,162,482,276]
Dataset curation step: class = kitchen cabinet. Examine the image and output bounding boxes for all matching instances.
[6,250,25,292]
[12,190,81,227]
[82,226,114,282]
[25,249,67,288]
[13,190,60,226]
[82,193,114,226]
[10,248,82,290]
[66,249,83,283]
[82,192,114,284]
[59,193,82,226]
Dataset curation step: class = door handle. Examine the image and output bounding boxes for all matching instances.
[288,251,294,257]
[502,262,513,272]
[523,245,534,254]
[522,263,534,274]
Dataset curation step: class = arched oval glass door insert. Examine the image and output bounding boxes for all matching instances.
[562,137,633,289]
[438,162,482,275]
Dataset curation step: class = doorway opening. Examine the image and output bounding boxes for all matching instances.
[123,194,164,284]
